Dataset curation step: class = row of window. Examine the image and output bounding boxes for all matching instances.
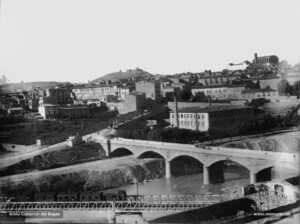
[171,113,206,119]
[173,120,206,127]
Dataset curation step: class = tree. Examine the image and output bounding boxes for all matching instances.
[192,92,207,102]
[249,98,269,108]
[177,85,192,101]
[0,74,8,84]
[277,79,289,96]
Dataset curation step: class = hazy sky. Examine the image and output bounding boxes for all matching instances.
[0,0,299,83]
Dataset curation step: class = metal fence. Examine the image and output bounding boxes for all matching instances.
[1,190,294,213]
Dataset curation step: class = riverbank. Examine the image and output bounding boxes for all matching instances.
[0,157,165,197]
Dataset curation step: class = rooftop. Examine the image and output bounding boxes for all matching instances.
[191,84,245,89]
[173,105,253,113]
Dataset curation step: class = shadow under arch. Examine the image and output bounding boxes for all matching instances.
[256,166,273,182]
[170,155,204,177]
[208,159,250,184]
[110,147,134,157]
[138,151,165,159]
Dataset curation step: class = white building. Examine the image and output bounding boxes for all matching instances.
[170,106,254,132]
[72,84,130,101]
[227,62,249,71]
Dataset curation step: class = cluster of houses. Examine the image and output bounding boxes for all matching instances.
[0,53,299,133]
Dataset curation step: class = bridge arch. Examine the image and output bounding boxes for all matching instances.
[206,157,251,171]
[169,155,204,177]
[208,159,251,184]
[110,147,134,157]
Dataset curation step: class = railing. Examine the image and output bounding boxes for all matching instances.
[0,191,295,213]
[126,193,241,202]
[0,200,216,212]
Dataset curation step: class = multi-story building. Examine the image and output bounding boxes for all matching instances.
[135,80,161,100]
[124,92,146,114]
[170,106,254,132]
[72,85,130,101]
[191,84,246,100]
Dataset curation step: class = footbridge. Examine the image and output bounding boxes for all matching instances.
[93,137,299,185]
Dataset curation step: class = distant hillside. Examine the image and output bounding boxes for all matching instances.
[0,81,71,94]
[91,68,154,83]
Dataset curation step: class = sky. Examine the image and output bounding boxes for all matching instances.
[0,0,299,83]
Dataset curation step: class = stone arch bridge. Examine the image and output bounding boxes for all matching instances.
[93,137,299,186]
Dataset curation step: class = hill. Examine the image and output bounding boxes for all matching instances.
[0,81,71,94]
[91,68,154,83]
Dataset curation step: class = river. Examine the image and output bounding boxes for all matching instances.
[105,164,298,196]
[106,165,250,196]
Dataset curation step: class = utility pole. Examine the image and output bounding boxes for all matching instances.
[136,181,139,197]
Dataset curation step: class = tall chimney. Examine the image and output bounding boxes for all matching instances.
[254,53,258,63]
[173,92,179,128]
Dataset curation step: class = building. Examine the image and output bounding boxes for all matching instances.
[7,107,24,116]
[135,80,161,100]
[106,101,125,114]
[259,76,281,90]
[38,104,95,119]
[28,98,39,111]
[72,84,130,101]
[38,104,60,119]
[124,92,146,114]
[39,87,73,105]
[240,88,279,101]
[99,95,118,103]
[60,107,90,118]
[286,72,300,85]
[191,84,246,100]
[170,106,254,132]
[227,62,249,71]
[197,74,239,86]
[253,53,279,66]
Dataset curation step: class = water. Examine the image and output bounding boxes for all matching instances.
[105,166,250,196]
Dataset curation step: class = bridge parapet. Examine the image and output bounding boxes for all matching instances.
[109,138,299,164]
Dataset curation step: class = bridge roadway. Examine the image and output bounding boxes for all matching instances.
[0,191,294,213]
[93,137,299,185]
